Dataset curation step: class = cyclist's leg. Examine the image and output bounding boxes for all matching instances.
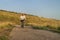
[21,20,24,28]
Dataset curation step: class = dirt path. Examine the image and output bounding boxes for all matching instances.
[9,25,60,40]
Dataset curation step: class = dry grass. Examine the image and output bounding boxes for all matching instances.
[0,22,15,40]
[0,10,60,29]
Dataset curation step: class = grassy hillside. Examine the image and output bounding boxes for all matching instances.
[0,10,60,28]
[0,10,60,40]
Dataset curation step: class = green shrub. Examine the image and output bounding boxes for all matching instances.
[0,36,8,40]
[0,24,15,40]
[32,26,48,30]
[46,25,56,29]
[32,25,60,33]
[32,26,40,29]
[57,27,60,30]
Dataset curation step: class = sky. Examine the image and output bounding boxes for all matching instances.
[0,0,60,20]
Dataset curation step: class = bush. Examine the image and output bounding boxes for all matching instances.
[32,25,60,33]
[0,36,8,40]
[0,24,15,40]
[32,26,48,30]
[57,27,60,30]
[46,25,56,29]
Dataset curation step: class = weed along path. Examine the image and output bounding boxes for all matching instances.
[9,25,60,40]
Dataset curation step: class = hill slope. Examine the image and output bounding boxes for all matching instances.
[0,10,60,28]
